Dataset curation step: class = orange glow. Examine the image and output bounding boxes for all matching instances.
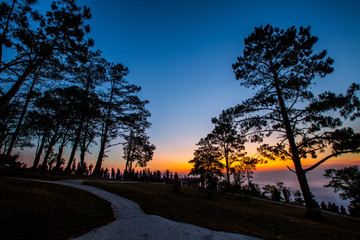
[255,154,360,172]
[101,147,194,175]
[96,144,359,176]
[146,153,360,175]
[256,160,293,171]
[146,155,193,175]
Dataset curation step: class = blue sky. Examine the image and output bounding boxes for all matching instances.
[30,0,360,172]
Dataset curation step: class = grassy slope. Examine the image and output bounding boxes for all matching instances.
[0,177,114,240]
[84,181,360,240]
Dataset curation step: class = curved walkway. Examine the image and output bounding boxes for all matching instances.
[56,180,261,240]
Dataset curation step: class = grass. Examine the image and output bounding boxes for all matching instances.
[0,177,114,240]
[84,181,360,240]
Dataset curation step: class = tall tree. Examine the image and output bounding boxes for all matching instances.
[64,51,105,173]
[5,65,43,157]
[232,157,260,188]
[25,107,52,168]
[123,128,155,172]
[4,45,67,157]
[189,136,224,189]
[22,86,83,169]
[78,91,102,172]
[93,63,150,175]
[210,114,245,185]
[0,0,92,113]
[39,86,86,169]
[227,25,360,210]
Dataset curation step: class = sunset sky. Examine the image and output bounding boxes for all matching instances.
[24,0,360,175]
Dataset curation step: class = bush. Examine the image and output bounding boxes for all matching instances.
[348,203,360,218]
[0,154,24,168]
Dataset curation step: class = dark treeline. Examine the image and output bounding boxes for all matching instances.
[0,0,155,174]
[91,167,202,187]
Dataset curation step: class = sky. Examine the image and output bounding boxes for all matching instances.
[19,0,360,176]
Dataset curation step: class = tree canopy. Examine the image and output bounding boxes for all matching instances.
[324,166,360,217]
[189,136,224,189]
[223,24,360,209]
[0,0,93,113]
[0,0,154,176]
[210,114,245,185]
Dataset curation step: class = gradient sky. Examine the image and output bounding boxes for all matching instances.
[27,0,360,174]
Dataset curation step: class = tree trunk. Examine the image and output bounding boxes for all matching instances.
[65,79,92,173]
[32,130,48,169]
[225,150,230,185]
[129,160,133,173]
[79,120,90,169]
[273,76,314,209]
[55,144,65,169]
[80,148,85,168]
[125,159,129,172]
[0,59,42,114]
[54,123,71,170]
[0,126,9,152]
[247,173,251,188]
[40,131,58,169]
[93,128,107,175]
[64,126,82,173]
[6,70,39,157]
[94,81,115,175]
[125,130,133,172]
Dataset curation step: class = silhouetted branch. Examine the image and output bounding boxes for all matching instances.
[106,141,125,148]
[304,150,357,172]
[286,165,296,173]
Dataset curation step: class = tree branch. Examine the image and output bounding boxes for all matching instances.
[106,141,125,149]
[287,165,296,173]
[304,150,357,172]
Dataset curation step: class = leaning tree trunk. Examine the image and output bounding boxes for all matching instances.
[55,143,65,169]
[79,120,90,171]
[6,68,40,157]
[273,76,314,210]
[93,125,108,175]
[0,119,11,151]
[0,59,43,114]
[93,82,115,175]
[79,148,85,169]
[65,119,84,173]
[32,129,49,169]
[65,80,92,173]
[40,130,58,170]
[125,130,134,172]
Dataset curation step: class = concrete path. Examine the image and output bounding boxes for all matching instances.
[56,180,261,240]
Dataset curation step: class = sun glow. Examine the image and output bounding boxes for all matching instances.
[145,152,360,175]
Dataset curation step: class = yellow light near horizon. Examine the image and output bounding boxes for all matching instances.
[100,146,359,175]
[256,159,293,171]
[147,156,192,174]
[255,154,360,172]
[160,154,360,174]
